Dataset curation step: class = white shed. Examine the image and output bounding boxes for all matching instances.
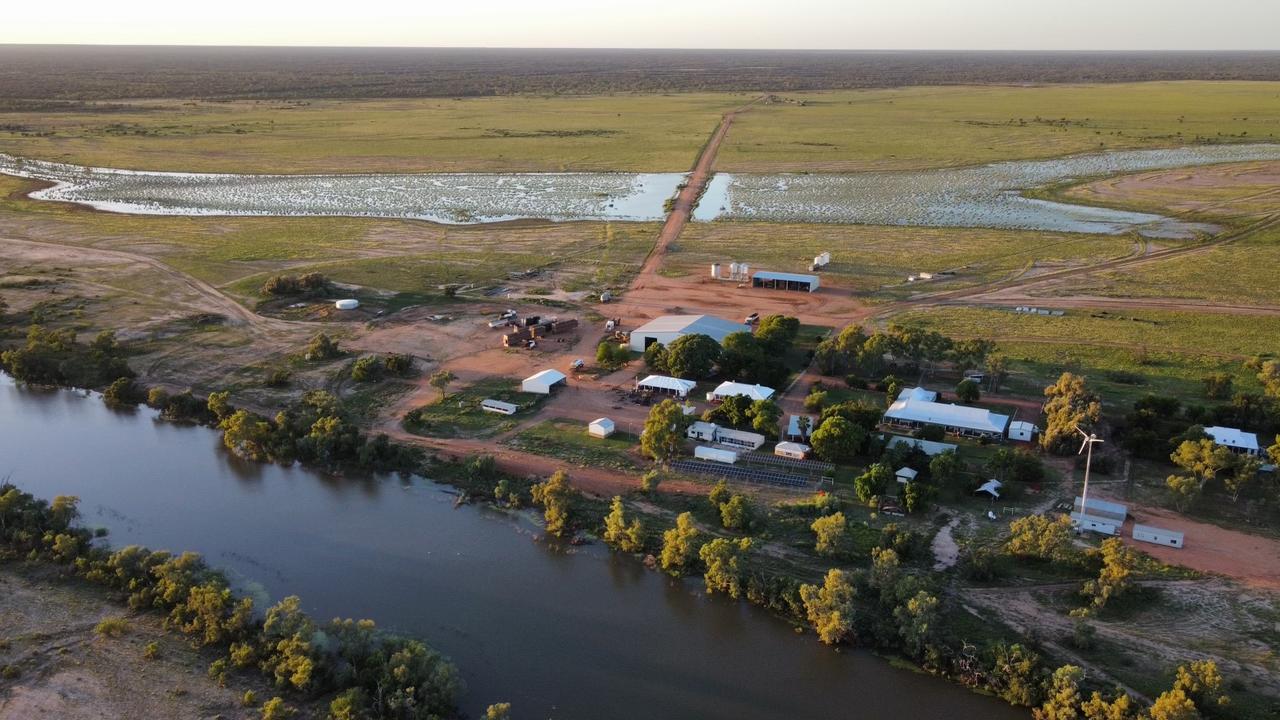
[695,445,738,464]
[1008,421,1039,443]
[521,369,567,395]
[627,314,747,353]
[588,417,616,438]
[707,381,775,403]
[480,399,518,415]
[895,467,919,484]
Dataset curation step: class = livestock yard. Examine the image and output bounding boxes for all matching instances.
[3,48,1280,720]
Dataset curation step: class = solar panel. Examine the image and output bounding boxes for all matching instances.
[742,452,835,475]
[670,460,816,490]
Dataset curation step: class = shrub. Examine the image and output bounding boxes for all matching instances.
[94,617,130,638]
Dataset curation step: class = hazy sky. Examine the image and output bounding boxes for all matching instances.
[4,0,1278,50]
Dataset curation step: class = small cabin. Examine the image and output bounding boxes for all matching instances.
[481,399,518,416]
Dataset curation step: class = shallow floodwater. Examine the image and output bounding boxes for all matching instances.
[0,376,1024,719]
[3,144,1279,234]
[0,154,684,223]
[693,144,1280,236]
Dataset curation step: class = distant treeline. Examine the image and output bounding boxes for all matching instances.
[2,47,1279,100]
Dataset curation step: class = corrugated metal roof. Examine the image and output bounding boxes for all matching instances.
[752,270,820,283]
[637,375,697,393]
[710,381,775,401]
[631,314,747,338]
[1204,425,1260,451]
[884,435,958,456]
[883,397,1010,434]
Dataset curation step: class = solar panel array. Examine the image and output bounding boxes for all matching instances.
[742,452,834,475]
[671,460,815,490]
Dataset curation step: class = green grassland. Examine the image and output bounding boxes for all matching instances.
[404,377,547,438]
[0,94,744,173]
[507,419,644,471]
[671,221,1137,298]
[1058,226,1280,305]
[718,82,1280,172]
[893,305,1275,403]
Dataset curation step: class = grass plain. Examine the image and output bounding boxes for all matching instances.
[671,221,1138,297]
[717,82,1280,172]
[894,305,1276,402]
[0,94,743,173]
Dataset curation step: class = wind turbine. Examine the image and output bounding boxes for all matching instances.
[1076,426,1104,522]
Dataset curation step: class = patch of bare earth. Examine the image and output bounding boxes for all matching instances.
[0,566,314,719]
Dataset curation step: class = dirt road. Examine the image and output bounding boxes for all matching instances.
[633,97,757,285]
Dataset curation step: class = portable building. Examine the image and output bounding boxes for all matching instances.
[687,421,719,443]
[895,467,919,484]
[751,270,820,292]
[716,427,766,451]
[588,418,616,438]
[1008,421,1039,443]
[883,397,1010,439]
[1133,524,1185,549]
[628,314,747,352]
[707,381,775,403]
[1071,513,1120,536]
[1203,426,1261,456]
[695,445,738,464]
[774,441,810,460]
[480,399,518,415]
[521,369,567,395]
[637,375,697,398]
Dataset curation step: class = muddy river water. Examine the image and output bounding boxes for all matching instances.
[0,376,1025,719]
[3,144,1280,234]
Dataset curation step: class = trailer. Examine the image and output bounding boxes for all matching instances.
[694,445,738,464]
[481,399,518,415]
[1133,524,1184,549]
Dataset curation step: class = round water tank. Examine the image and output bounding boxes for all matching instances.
[711,262,721,278]
[334,299,360,310]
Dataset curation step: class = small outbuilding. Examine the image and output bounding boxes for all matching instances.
[774,441,811,460]
[334,299,360,310]
[637,375,697,398]
[1073,497,1128,524]
[751,270,820,293]
[1008,421,1039,443]
[588,417,616,439]
[521,369,567,395]
[895,467,919,485]
[1071,513,1120,536]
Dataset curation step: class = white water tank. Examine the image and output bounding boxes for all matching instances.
[334,299,360,310]
[711,262,721,279]
[740,263,749,279]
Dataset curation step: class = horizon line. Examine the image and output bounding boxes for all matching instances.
[2,43,1279,53]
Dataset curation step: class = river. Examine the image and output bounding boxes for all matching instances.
[0,375,1023,719]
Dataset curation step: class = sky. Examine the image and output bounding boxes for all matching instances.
[3,0,1278,51]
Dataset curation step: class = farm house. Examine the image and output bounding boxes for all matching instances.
[707,381,775,403]
[521,369,567,395]
[1203,426,1261,456]
[685,422,765,450]
[751,270,820,292]
[882,396,1010,440]
[637,375,697,397]
[627,314,747,352]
